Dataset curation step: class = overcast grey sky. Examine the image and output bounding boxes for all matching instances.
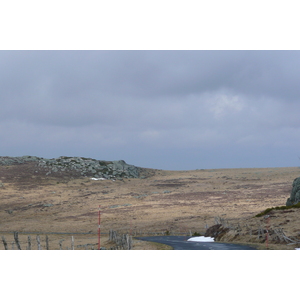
[1,50,300,170]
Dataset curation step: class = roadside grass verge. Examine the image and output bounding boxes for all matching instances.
[132,238,173,250]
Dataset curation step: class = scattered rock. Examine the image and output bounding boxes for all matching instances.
[134,194,148,199]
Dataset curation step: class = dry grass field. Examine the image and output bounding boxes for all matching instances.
[1,162,299,249]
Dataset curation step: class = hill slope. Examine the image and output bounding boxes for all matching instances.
[0,157,299,249]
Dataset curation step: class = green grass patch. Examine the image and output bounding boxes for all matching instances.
[255,202,300,217]
[192,231,202,236]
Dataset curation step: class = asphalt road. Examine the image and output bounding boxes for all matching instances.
[135,236,256,250]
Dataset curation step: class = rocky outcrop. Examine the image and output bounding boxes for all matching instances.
[204,224,230,240]
[0,155,41,165]
[286,177,300,206]
[0,156,140,179]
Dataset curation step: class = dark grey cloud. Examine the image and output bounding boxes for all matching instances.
[1,50,300,169]
[3,51,300,101]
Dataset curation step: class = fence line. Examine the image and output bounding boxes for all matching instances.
[109,229,132,250]
[4,221,299,248]
[1,229,207,250]
[1,232,78,250]
[211,214,300,246]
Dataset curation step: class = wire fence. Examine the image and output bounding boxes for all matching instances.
[1,231,99,250]
[0,228,207,250]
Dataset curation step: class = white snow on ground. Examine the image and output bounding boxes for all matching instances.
[91,178,106,180]
[187,236,215,242]
[295,248,300,250]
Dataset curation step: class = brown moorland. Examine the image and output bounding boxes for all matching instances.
[0,162,299,250]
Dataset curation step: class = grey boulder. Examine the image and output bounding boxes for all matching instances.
[286,177,300,206]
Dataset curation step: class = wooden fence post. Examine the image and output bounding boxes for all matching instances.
[1,236,8,250]
[126,234,132,250]
[45,235,49,250]
[27,236,31,250]
[71,236,74,250]
[59,239,64,250]
[36,235,41,250]
[14,231,22,250]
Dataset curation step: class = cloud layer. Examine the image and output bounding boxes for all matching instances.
[1,51,300,169]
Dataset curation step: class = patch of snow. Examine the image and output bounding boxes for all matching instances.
[295,248,300,250]
[91,178,106,180]
[187,236,215,242]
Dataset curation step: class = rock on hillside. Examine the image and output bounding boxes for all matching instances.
[286,177,300,206]
[0,155,140,179]
[0,155,42,165]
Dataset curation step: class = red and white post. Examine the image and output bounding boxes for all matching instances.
[98,205,101,250]
[265,215,270,250]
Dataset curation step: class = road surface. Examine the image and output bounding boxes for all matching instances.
[135,236,256,250]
